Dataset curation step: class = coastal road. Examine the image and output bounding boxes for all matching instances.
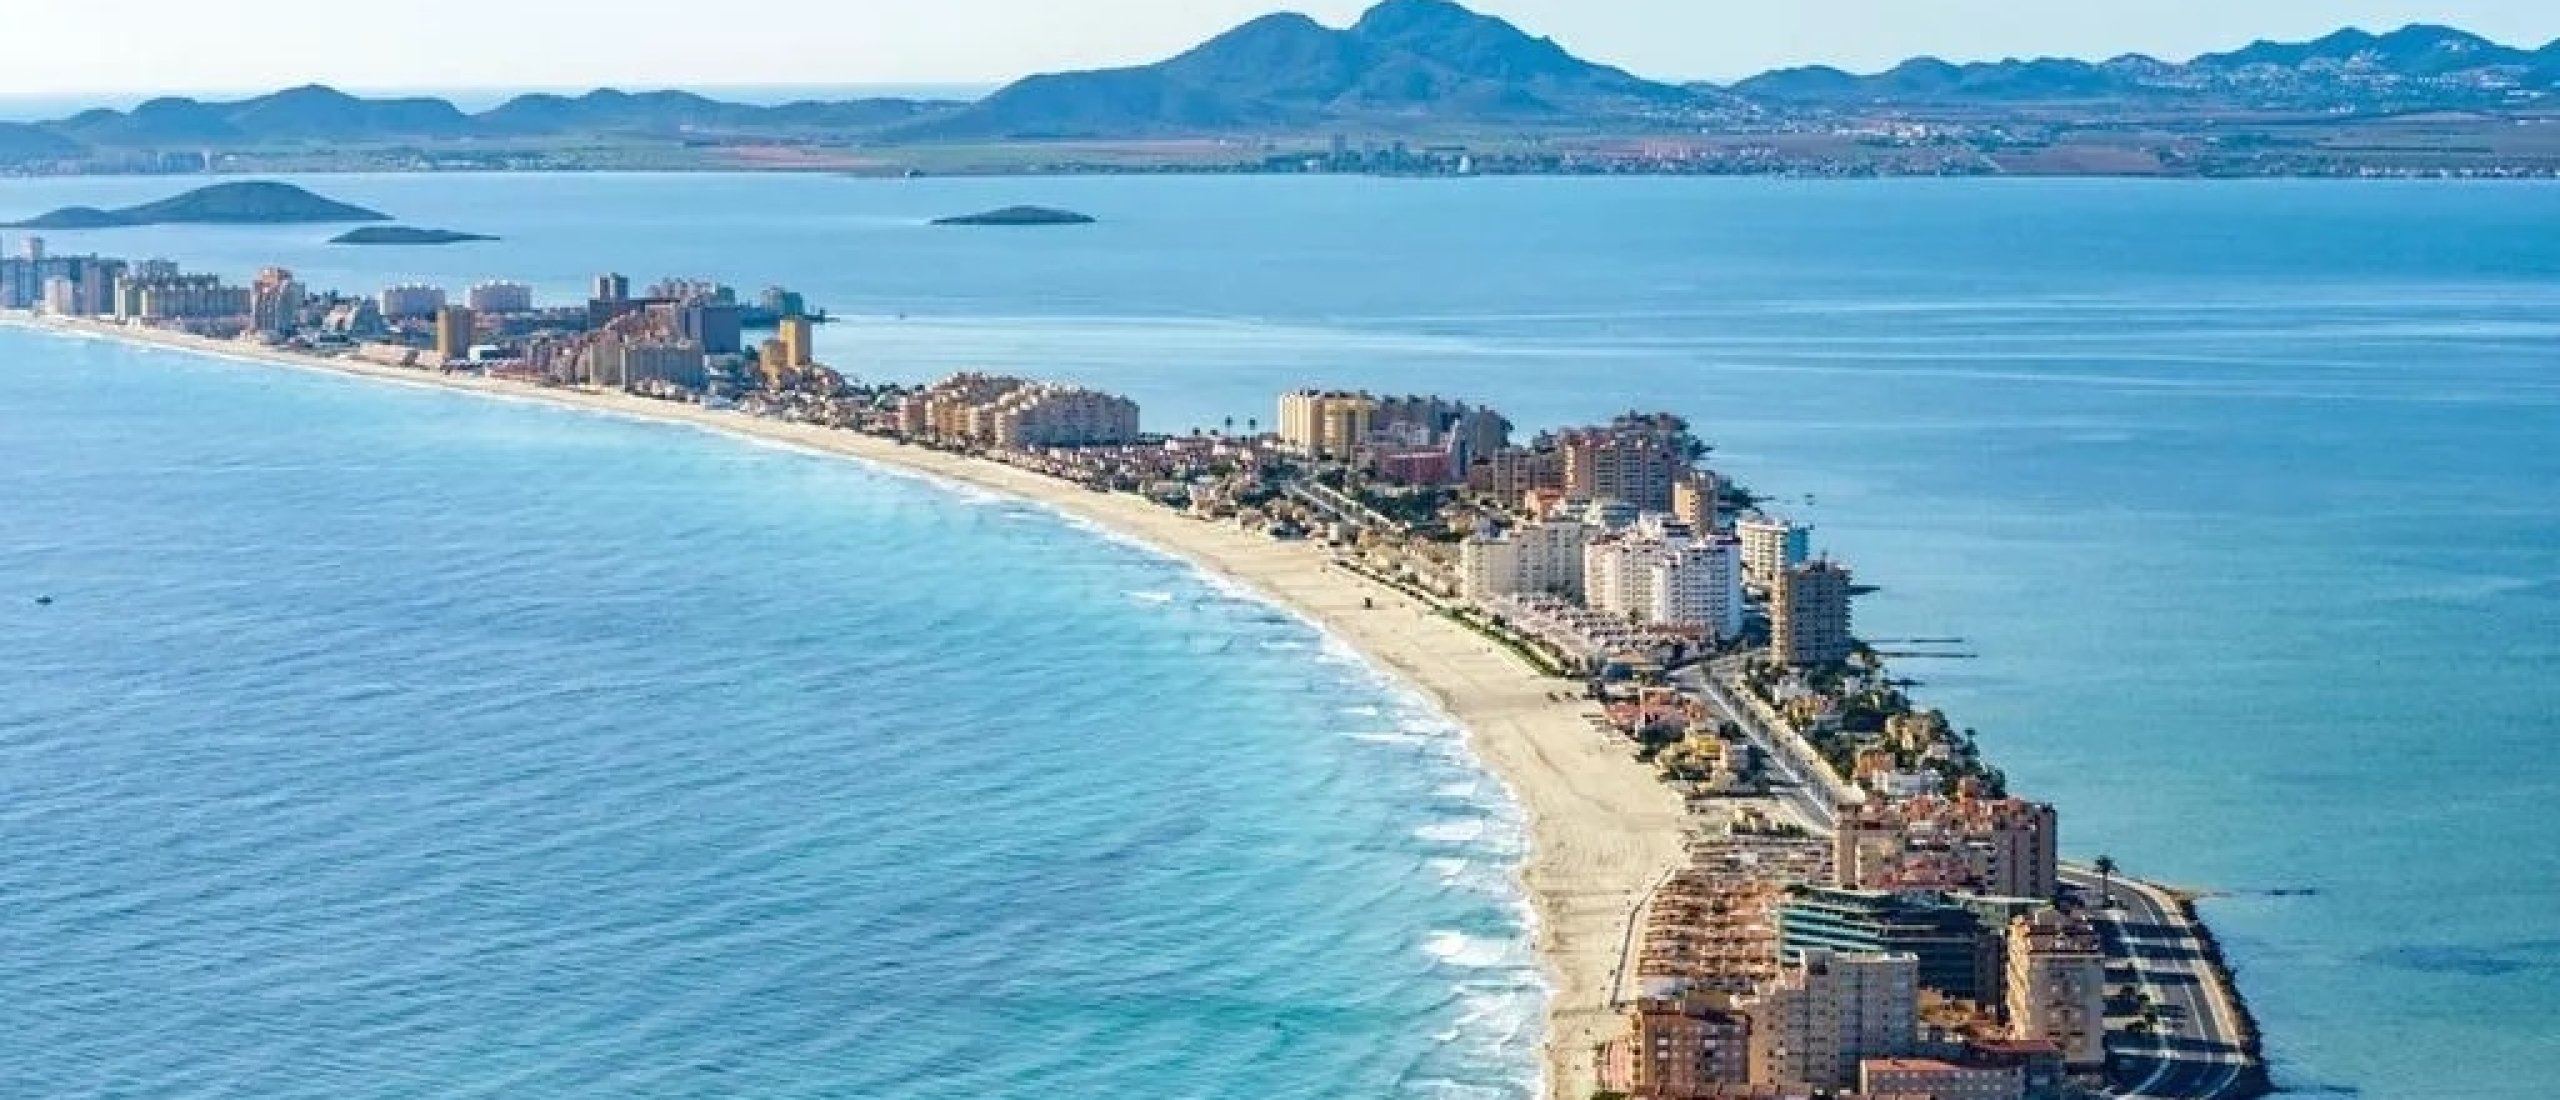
[2061,866,2257,1100]
[1685,659,1839,833]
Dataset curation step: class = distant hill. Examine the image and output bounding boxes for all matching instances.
[1730,22,2560,107]
[902,0,1695,139]
[41,86,956,149]
[0,122,82,166]
[3,182,391,229]
[932,206,1097,226]
[330,226,496,245]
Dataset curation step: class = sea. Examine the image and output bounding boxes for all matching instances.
[1,174,2554,1098]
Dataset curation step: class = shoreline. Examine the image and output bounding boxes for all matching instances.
[0,311,1689,1099]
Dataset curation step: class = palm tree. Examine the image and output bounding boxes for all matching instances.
[2094,855,2120,907]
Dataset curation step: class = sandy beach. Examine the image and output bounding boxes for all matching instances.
[1,312,1689,1098]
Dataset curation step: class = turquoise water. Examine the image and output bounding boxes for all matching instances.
[3,175,2557,1096]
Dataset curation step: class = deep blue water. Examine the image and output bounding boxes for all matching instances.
[3,174,2556,1097]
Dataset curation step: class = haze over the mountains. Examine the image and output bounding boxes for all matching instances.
[2,0,2556,160]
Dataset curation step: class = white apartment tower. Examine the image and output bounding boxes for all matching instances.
[1585,524,1745,640]
[1460,518,1591,603]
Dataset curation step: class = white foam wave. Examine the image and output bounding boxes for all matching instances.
[1425,930,1532,971]
[1414,819,1488,845]
[1124,590,1175,605]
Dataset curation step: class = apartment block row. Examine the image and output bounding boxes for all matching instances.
[899,372,1143,450]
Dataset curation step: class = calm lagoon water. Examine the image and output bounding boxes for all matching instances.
[2,174,2555,1097]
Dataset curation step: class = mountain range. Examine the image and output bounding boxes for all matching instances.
[904,0,1691,139]
[3,2,2557,166]
[1734,23,2560,105]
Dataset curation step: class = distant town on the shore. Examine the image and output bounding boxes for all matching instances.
[4,0,2559,179]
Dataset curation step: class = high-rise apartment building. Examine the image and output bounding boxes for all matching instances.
[1738,949,1919,1091]
[1609,995,1753,1097]
[2005,909,2107,1070]
[248,267,303,336]
[777,315,815,368]
[1585,526,1745,640]
[1672,471,1725,531]
[1772,560,1854,667]
[1561,427,1687,510]
[1738,515,1813,590]
[433,305,477,365]
[1277,390,1378,460]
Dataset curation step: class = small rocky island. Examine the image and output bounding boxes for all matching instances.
[3,181,390,229]
[931,205,1096,227]
[330,226,497,246]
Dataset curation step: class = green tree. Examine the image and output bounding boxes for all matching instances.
[2094,855,2120,906]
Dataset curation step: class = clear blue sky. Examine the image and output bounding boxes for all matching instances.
[7,0,2557,96]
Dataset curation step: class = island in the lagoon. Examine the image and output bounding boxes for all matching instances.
[931,205,1095,227]
[330,226,497,246]
[2,181,390,229]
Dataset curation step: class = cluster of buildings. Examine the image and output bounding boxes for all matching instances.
[0,241,849,408]
[1276,389,1513,485]
[897,372,1143,450]
[1435,409,1839,674]
[1605,801,2102,1100]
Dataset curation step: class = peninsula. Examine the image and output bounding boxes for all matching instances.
[329,226,497,246]
[2,181,390,229]
[0,243,2268,1100]
[931,206,1095,227]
